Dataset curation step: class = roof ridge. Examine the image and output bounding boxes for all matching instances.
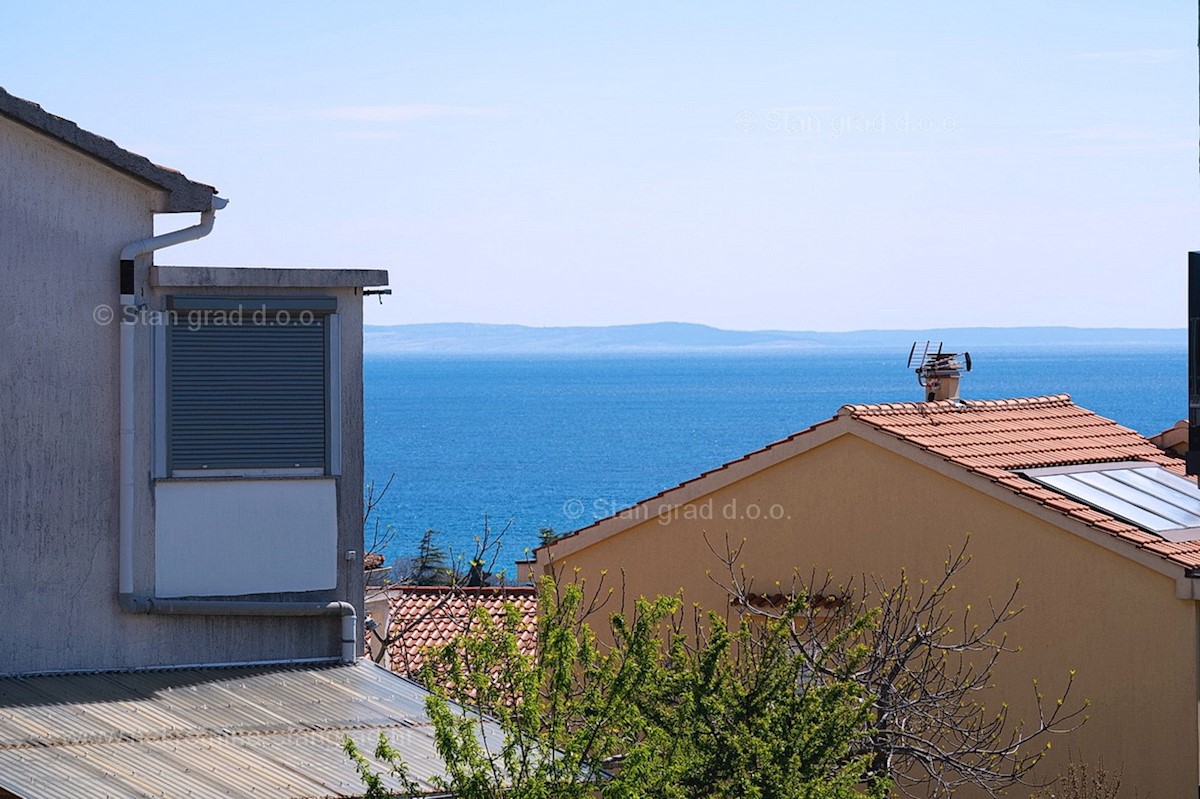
[841,393,1074,416]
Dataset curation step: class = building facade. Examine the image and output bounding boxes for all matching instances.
[0,87,386,673]
[531,395,1200,798]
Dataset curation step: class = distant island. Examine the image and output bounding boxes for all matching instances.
[363,322,1184,355]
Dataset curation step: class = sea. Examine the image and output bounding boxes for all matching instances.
[364,344,1185,580]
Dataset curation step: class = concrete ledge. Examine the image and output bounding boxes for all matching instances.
[153,265,389,288]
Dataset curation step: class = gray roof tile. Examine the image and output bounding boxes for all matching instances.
[0,86,219,212]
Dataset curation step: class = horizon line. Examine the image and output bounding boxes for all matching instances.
[364,321,1185,334]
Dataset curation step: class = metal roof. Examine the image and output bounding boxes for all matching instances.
[0,660,483,798]
[1022,461,1200,543]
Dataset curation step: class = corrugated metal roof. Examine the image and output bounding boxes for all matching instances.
[0,660,481,798]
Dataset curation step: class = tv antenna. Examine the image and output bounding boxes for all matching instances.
[907,342,971,402]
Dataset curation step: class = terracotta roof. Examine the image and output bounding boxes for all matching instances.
[1149,419,1189,456]
[537,394,1200,573]
[383,586,538,677]
[0,86,219,212]
[840,395,1200,569]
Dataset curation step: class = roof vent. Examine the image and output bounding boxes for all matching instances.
[908,341,971,402]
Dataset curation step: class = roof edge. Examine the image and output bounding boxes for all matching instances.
[0,656,344,681]
[535,414,850,561]
[535,396,1199,578]
[153,265,389,289]
[380,585,538,595]
[540,393,1088,558]
[0,86,218,212]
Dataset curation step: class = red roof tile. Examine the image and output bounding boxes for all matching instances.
[381,586,538,678]
[843,394,1195,571]
[538,393,1198,577]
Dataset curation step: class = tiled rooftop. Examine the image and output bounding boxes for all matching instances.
[538,393,1200,573]
[841,395,1200,568]
[382,586,538,677]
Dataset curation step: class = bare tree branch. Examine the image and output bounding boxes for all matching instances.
[708,533,1089,798]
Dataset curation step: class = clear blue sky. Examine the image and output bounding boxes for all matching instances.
[4,2,1196,330]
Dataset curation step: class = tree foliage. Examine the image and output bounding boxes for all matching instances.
[354,525,1088,797]
[712,536,1088,798]
[403,528,453,585]
[347,575,888,798]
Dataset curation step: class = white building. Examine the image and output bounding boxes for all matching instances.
[0,86,473,798]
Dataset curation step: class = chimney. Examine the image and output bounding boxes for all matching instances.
[909,342,971,403]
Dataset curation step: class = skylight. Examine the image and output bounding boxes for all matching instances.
[1020,462,1200,543]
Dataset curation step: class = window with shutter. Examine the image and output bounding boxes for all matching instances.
[161,296,340,477]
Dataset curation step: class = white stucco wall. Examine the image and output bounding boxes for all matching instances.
[1,115,158,674]
[155,479,338,597]
[0,115,369,673]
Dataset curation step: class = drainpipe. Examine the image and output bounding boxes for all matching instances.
[115,202,361,666]
[120,205,225,597]
[118,204,225,598]
[118,596,359,664]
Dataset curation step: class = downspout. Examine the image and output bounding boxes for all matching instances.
[118,204,224,599]
[116,200,359,666]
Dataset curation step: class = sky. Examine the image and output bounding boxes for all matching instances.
[3,2,1197,330]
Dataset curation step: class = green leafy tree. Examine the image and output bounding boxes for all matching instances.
[621,597,883,798]
[346,575,888,798]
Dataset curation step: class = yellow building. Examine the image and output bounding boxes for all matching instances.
[529,394,1200,798]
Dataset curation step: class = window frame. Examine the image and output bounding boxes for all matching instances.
[153,296,342,479]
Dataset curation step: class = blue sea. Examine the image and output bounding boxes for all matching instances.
[364,345,1185,578]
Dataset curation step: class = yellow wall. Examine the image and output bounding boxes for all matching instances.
[535,430,1198,798]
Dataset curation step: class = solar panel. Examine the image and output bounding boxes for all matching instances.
[1021,462,1200,543]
